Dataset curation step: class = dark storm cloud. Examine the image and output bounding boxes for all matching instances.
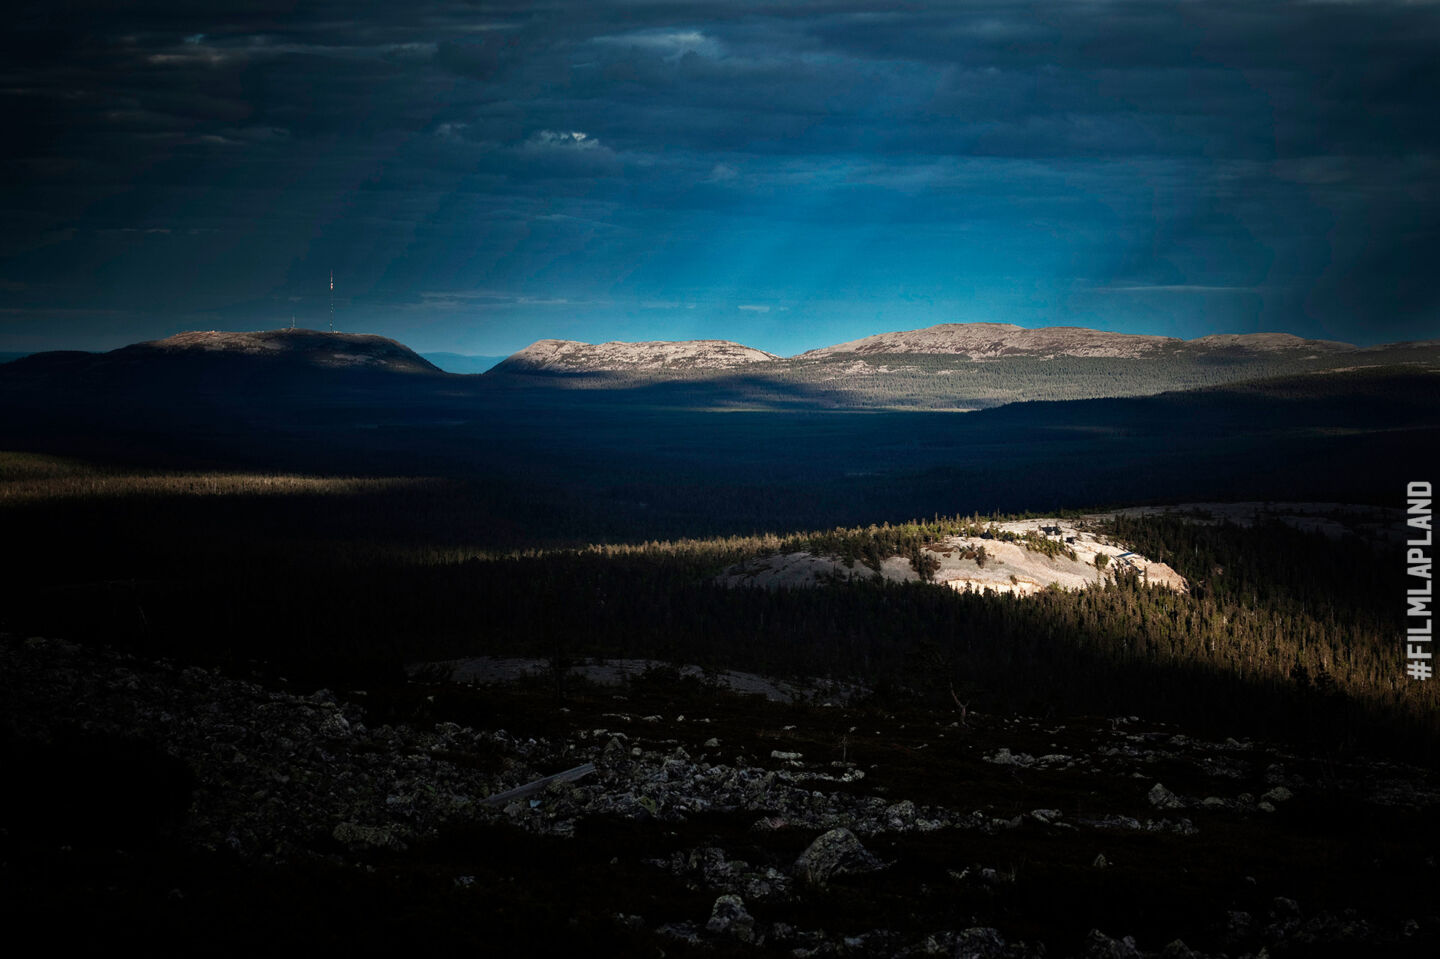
[1,1,1437,352]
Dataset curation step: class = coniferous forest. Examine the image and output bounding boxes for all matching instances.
[0,454,1426,755]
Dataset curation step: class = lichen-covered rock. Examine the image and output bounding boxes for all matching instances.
[793,827,885,885]
[332,821,404,851]
[1083,928,1144,958]
[885,799,917,828]
[951,926,1008,958]
[706,893,756,942]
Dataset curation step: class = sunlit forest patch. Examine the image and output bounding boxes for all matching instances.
[2,452,1432,758]
[0,451,430,502]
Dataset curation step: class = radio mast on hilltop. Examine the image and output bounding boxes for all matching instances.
[329,270,335,332]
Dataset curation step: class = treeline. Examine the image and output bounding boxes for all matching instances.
[786,517,1075,577]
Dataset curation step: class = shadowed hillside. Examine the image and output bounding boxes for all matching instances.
[1,329,446,401]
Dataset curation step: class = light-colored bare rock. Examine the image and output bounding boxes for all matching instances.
[801,323,1181,360]
[717,516,1188,596]
[496,337,778,373]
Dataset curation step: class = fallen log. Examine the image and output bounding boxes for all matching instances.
[479,762,597,807]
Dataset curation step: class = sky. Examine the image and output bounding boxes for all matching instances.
[3,1,1439,357]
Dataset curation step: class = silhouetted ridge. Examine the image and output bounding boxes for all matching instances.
[0,329,451,416]
[125,329,443,374]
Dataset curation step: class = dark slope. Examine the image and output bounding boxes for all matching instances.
[4,346,1434,545]
[2,329,447,402]
[0,330,463,470]
[975,365,1440,433]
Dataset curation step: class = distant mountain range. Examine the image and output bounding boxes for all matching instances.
[484,322,1440,409]
[490,323,1363,373]
[4,323,1438,413]
[799,323,1355,359]
[420,352,506,374]
[1,323,1435,523]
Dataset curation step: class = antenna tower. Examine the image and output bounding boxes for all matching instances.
[329,270,335,332]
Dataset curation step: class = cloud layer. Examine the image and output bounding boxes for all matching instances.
[2,1,1437,352]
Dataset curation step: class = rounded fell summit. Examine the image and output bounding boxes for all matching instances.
[492,337,779,375]
[131,329,443,375]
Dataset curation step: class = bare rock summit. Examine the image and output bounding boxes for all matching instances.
[495,338,779,374]
[132,328,443,374]
[801,323,1182,360]
[801,323,1357,360]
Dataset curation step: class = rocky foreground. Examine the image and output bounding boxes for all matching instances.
[3,633,1438,956]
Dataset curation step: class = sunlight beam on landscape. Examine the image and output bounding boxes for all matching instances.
[0,452,432,503]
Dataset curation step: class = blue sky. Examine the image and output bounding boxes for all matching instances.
[3,1,1438,355]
